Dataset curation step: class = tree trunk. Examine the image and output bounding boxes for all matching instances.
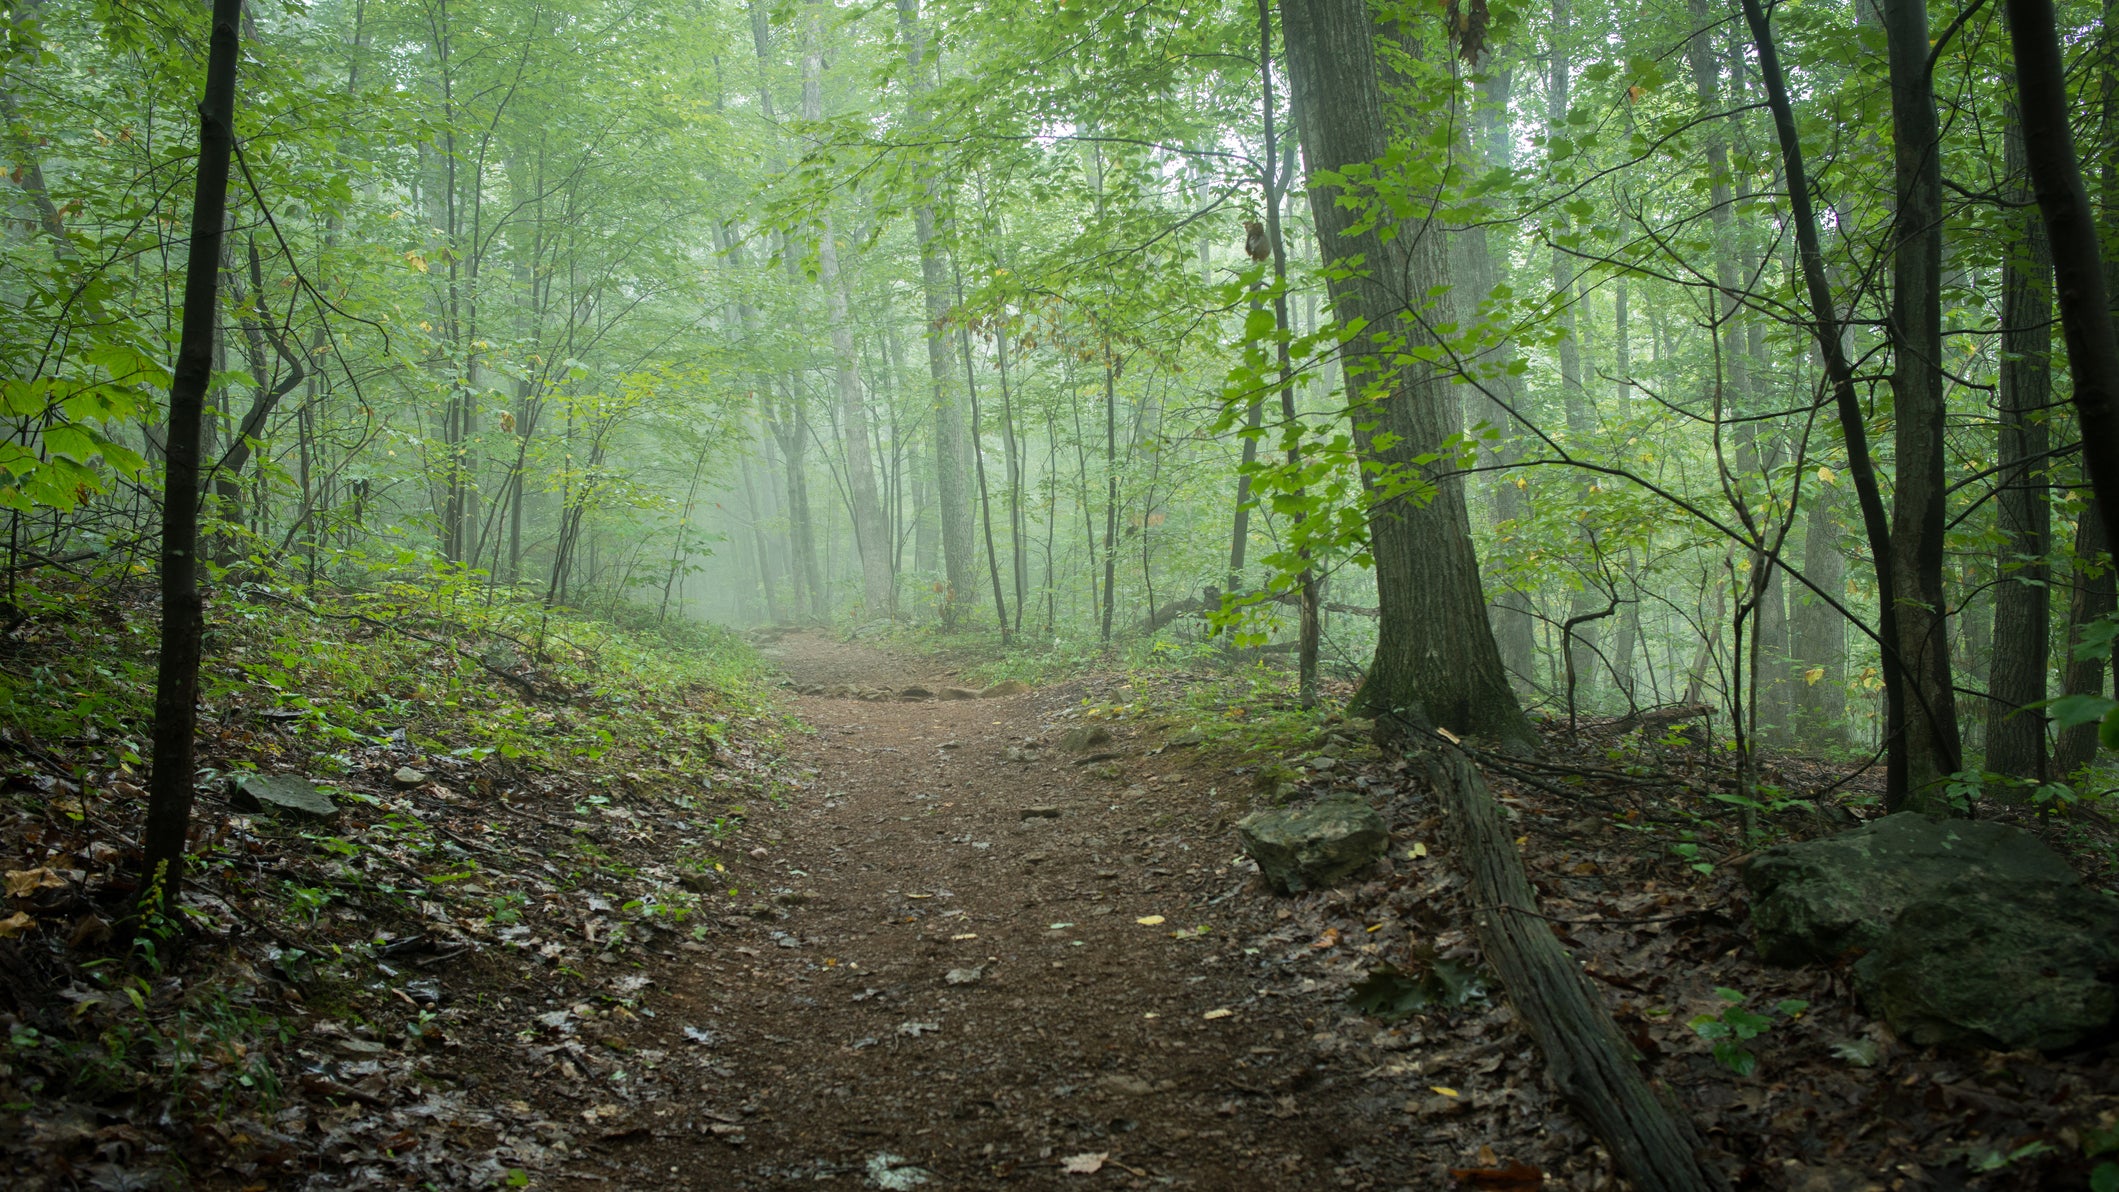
[1986,100,2054,781]
[1745,0,1910,796]
[895,0,976,628]
[1469,59,1537,689]
[1882,0,1965,805]
[1280,0,1530,747]
[2003,0,2119,546]
[141,0,243,920]
[1549,0,1601,692]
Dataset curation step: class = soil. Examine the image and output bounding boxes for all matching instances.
[520,631,1491,1191]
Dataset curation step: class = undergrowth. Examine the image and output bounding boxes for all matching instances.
[0,558,777,1185]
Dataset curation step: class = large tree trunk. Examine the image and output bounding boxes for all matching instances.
[1986,101,2054,781]
[1882,0,1965,806]
[141,0,243,920]
[1279,0,1530,748]
[895,0,977,628]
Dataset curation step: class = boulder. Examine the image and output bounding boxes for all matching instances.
[981,679,1032,698]
[1236,793,1388,894]
[940,686,982,701]
[229,775,339,821]
[392,767,428,789]
[1747,812,2119,1051]
[1058,725,1112,753]
[1852,879,2119,1051]
[899,686,935,700]
[1743,812,2078,965]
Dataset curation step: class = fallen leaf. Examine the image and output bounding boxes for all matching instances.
[1312,928,1341,949]
[1430,1085,1460,1097]
[1061,1152,1108,1174]
[1202,1008,1234,1020]
[1409,842,1428,859]
[0,911,33,938]
[1448,1162,1544,1190]
[5,868,66,898]
[1135,915,1165,926]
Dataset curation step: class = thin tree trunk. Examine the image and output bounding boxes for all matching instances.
[142,0,243,920]
[1744,0,1923,809]
[895,0,976,628]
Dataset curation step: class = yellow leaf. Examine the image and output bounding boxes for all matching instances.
[1430,1085,1459,1097]
[1409,842,1428,859]
[1803,667,1825,686]
[1203,1008,1234,1020]
[1513,476,1528,490]
[404,251,428,273]
[1817,465,1837,485]
[1136,915,1165,926]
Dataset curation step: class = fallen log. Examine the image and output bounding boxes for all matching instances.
[1426,745,1730,1192]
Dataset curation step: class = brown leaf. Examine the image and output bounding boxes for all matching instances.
[1449,1162,1543,1190]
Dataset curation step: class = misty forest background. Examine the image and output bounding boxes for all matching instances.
[7,0,2119,809]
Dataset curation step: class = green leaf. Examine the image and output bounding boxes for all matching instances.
[2048,693,2117,730]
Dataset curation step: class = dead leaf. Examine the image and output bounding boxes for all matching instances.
[5,868,66,898]
[1061,1152,1108,1174]
[1448,1162,1544,1190]
[1135,914,1165,926]
[1202,1008,1234,1020]
[0,911,33,938]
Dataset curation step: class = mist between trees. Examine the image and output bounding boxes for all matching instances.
[5,0,2117,831]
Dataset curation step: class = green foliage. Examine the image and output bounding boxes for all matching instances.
[1688,987,1808,1078]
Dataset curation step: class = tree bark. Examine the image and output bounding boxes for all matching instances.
[895,0,977,629]
[1429,748,1730,1191]
[1742,0,1910,795]
[2003,0,2119,546]
[141,0,244,921]
[1883,0,1965,805]
[1986,101,2054,781]
[1280,0,1529,747]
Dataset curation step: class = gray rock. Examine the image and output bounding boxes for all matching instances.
[392,767,428,789]
[900,686,935,700]
[1236,793,1388,894]
[229,774,339,821]
[1744,812,2079,965]
[940,686,982,701]
[1852,879,2119,1051]
[1058,725,1112,753]
[1165,728,1205,748]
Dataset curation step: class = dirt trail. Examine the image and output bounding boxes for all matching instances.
[555,633,1460,1190]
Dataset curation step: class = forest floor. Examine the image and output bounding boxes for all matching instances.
[5,606,2118,1190]
[488,632,2119,1192]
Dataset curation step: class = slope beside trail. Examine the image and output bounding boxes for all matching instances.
[542,631,1537,1191]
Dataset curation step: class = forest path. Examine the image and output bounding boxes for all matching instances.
[566,631,1435,1191]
